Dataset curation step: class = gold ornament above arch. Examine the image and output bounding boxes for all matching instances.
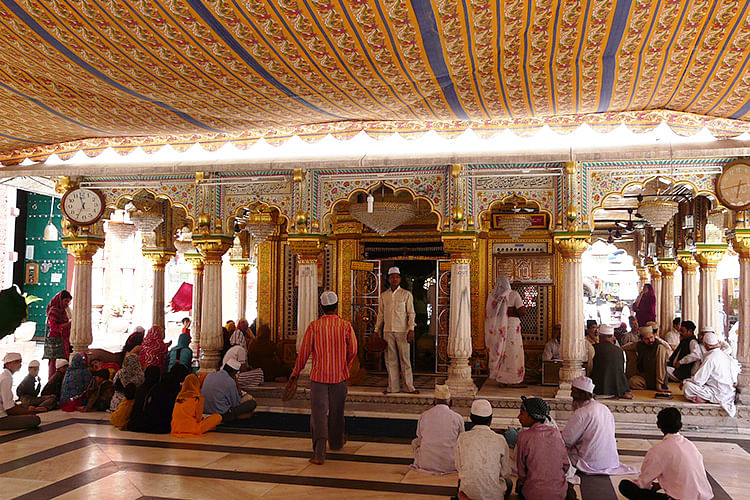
[477,193,553,234]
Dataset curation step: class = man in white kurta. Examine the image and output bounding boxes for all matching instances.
[562,376,637,475]
[682,331,740,417]
[542,323,561,361]
[678,327,733,375]
[375,266,417,393]
[455,399,512,500]
[411,384,464,474]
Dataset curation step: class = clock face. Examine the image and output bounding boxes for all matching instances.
[717,161,750,210]
[61,188,104,225]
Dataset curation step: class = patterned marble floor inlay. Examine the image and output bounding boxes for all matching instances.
[0,413,745,499]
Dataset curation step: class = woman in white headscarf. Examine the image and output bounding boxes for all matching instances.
[484,275,527,386]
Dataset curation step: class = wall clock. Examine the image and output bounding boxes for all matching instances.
[716,160,750,211]
[60,187,105,226]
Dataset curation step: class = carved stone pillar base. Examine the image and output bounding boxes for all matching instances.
[446,357,477,397]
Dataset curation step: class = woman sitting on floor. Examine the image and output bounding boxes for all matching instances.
[139,325,170,372]
[136,366,182,434]
[171,374,222,437]
[126,365,161,432]
[110,383,137,428]
[110,353,144,412]
[59,353,92,412]
[83,369,114,412]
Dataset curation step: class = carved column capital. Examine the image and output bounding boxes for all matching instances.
[143,250,175,270]
[677,251,699,273]
[636,266,649,282]
[694,243,728,269]
[553,230,590,262]
[230,259,250,274]
[657,258,678,278]
[730,229,750,261]
[442,232,478,260]
[184,252,204,272]
[288,234,327,261]
[192,233,233,261]
[62,235,105,263]
[648,264,661,280]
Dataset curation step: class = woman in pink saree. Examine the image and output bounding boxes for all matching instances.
[484,276,527,386]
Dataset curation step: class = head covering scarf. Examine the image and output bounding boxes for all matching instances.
[109,353,145,411]
[484,276,512,378]
[635,284,657,325]
[127,365,162,432]
[139,326,169,370]
[122,327,145,354]
[46,291,70,337]
[521,396,551,423]
[169,362,190,384]
[142,372,181,433]
[60,352,92,403]
[177,373,202,401]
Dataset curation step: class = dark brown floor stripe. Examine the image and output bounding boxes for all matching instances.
[116,461,457,496]
[0,419,74,444]
[12,462,119,500]
[579,474,618,500]
[91,436,413,465]
[0,438,92,474]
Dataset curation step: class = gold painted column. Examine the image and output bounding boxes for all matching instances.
[554,230,590,399]
[143,251,174,332]
[332,217,363,322]
[657,258,677,337]
[677,251,699,323]
[442,233,479,397]
[694,243,728,335]
[230,259,250,321]
[193,233,233,371]
[62,236,105,354]
[648,264,662,326]
[636,266,649,288]
[184,253,204,357]
[731,228,750,404]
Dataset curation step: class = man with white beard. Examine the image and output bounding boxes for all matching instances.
[682,331,740,417]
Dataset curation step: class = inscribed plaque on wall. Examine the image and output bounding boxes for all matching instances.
[493,255,552,284]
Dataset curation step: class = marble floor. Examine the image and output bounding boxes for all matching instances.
[0,411,746,499]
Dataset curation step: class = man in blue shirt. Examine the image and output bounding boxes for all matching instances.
[201,359,256,421]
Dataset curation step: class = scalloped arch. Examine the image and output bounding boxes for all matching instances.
[227,199,290,234]
[477,193,553,231]
[110,188,194,227]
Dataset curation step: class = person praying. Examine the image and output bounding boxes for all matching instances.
[139,325,170,372]
[59,353,93,412]
[167,333,193,372]
[41,359,68,401]
[562,376,637,476]
[411,384,464,474]
[16,360,56,411]
[542,323,562,361]
[682,331,740,417]
[624,326,671,396]
[590,325,632,399]
[667,320,699,382]
[484,275,526,387]
[171,374,223,437]
[110,353,145,412]
[0,353,43,430]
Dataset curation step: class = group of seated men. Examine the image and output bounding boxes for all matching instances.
[544,317,740,416]
[411,376,712,500]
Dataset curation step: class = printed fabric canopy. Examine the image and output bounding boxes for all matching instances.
[0,0,749,164]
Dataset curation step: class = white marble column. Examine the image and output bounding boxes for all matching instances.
[648,264,662,327]
[63,237,104,354]
[144,252,172,332]
[658,259,677,336]
[677,251,699,323]
[555,232,590,399]
[231,260,249,321]
[446,258,477,396]
[193,235,233,371]
[732,230,750,403]
[185,254,203,358]
[695,244,727,334]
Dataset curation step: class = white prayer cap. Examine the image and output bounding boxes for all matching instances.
[3,352,21,364]
[388,266,400,275]
[223,345,247,367]
[28,360,40,368]
[320,290,338,306]
[700,326,715,334]
[647,321,659,331]
[702,331,720,347]
[434,384,450,400]
[638,326,653,336]
[470,399,493,418]
[599,325,615,336]
[572,376,595,394]
[224,358,241,370]
[55,359,69,369]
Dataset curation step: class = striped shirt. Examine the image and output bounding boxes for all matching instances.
[292,314,358,384]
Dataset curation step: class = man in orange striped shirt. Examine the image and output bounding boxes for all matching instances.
[290,290,358,465]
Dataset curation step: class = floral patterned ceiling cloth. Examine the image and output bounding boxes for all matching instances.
[0,0,748,164]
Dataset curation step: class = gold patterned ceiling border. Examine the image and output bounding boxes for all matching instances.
[321,183,443,236]
[4,111,750,165]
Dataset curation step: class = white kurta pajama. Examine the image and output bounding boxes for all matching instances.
[375,286,417,393]
[485,276,525,384]
[411,404,465,474]
[683,348,740,417]
[562,399,637,475]
[455,424,513,500]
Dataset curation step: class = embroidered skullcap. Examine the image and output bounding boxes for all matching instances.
[223,345,247,368]
[3,352,21,363]
[55,359,69,369]
[434,384,450,400]
[224,358,241,370]
[319,290,338,306]
[28,360,40,368]
[702,331,720,347]
[638,326,653,336]
[520,396,550,422]
[572,376,595,394]
[388,266,400,275]
[599,325,615,336]
[470,399,493,418]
